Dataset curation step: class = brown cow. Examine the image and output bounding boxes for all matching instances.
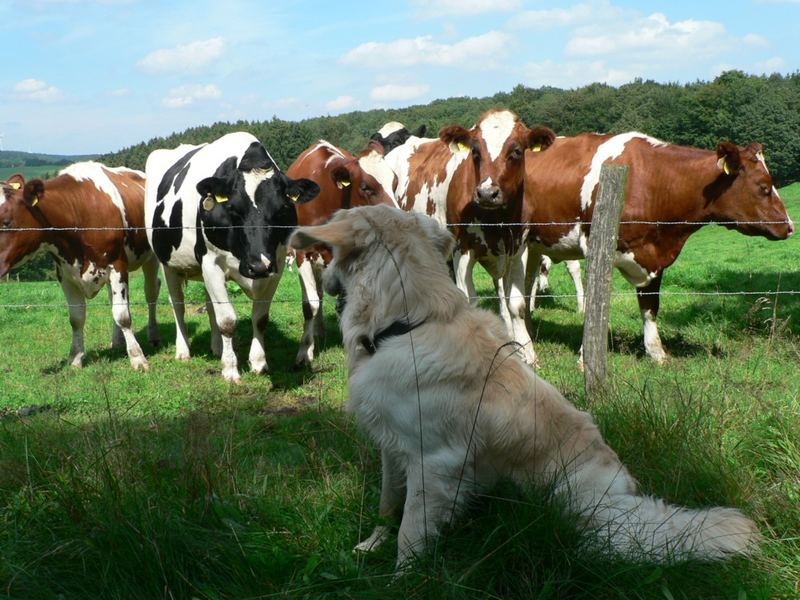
[376,111,555,365]
[0,163,160,370]
[286,140,397,367]
[523,132,795,363]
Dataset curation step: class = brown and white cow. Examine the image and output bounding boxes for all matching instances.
[376,111,555,365]
[524,132,795,363]
[0,163,160,369]
[287,140,398,367]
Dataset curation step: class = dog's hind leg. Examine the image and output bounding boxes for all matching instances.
[355,449,406,554]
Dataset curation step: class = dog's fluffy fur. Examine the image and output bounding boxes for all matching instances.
[289,205,760,571]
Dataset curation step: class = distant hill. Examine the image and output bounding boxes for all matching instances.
[0,150,99,170]
[100,70,800,187]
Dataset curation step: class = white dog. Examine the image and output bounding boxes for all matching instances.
[289,205,760,572]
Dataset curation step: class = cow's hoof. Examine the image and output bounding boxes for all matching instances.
[175,352,191,361]
[222,370,241,384]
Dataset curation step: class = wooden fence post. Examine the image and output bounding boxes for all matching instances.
[582,163,628,399]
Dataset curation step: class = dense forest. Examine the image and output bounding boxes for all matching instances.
[0,150,97,169]
[103,70,800,186]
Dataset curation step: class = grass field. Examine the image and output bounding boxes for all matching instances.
[0,165,69,181]
[0,186,798,598]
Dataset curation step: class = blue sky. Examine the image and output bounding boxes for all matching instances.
[2,0,799,155]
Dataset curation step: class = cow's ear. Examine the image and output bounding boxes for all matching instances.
[527,126,556,153]
[716,141,742,176]
[329,158,356,190]
[289,217,355,251]
[411,124,427,138]
[197,176,234,211]
[22,179,45,208]
[238,141,275,172]
[439,125,472,154]
[6,173,25,191]
[285,177,320,205]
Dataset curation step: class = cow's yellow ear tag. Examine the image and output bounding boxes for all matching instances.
[717,157,731,175]
[31,196,39,207]
[336,179,351,189]
[531,143,542,152]
[288,193,300,202]
[457,142,469,152]
[202,195,216,211]
[9,182,21,190]
[215,195,228,203]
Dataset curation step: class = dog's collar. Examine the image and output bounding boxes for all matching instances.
[359,319,426,355]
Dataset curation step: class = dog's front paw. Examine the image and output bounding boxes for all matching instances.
[354,525,391,553]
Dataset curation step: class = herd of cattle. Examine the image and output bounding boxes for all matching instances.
[0,109,794,381]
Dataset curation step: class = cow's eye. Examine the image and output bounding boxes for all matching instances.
[760,184,770,196]
[360,183,373,196]
[508,147,523,161]
[2,219,11,228]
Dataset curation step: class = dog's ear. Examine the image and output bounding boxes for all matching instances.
[415,213,455,258]
[289,219,356,253]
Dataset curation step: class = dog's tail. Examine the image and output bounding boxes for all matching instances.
[559,455,761,562]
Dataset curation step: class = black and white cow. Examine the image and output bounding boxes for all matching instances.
[145,131,319,382]
[369,122,427,154]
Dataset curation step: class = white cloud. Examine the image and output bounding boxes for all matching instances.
[510,2,599,30]
[341,31,509,69]
[14,79,63,102]
[370,83,430,102]
[567,13,728,59]
[162,84,222,108]
[743,33,769,47]
[524,60,635,89]
[411,0,520,16]
[756,56,786,72]
[138,37,225,74]
[326,95,357,111]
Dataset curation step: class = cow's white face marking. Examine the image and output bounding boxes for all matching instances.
[580,132,666,211]
[479,177,495,190]
[260,254,272,271]
[62,161,132,228]
[358,151,399,206]
[377,122,405,138]
[479,111,516,162]
[0,188,6,206]
[243,168,274,209]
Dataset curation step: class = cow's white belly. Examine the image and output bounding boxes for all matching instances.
[57,257,110,298]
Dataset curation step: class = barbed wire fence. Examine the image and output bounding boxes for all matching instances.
[0,218,797,310]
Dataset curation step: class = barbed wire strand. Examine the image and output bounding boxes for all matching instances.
[0,218,797,233]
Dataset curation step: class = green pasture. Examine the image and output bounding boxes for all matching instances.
[0,186,798,598]
[0,164,66,181]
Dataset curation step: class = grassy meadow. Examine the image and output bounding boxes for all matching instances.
[0,165,67,181]
[0,186,798,598]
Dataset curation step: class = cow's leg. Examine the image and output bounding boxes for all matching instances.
[60,275,87,368]
[453,248,478,305]
[201,257,240,382]
[163,266,191,361]
[108,263,149,371]
[108,284,125,350]
[523,246,544,314]
[141,255,161,347]
[355,449,406,554]
[249,274,281,375]
[566,260,585,314]
[204,291,222,358]
[636,272,667,364]
[535,255,553,296]
[501,250,538,367]
[295,259,322,368]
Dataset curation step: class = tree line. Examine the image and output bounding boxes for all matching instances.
[102,70,800,186]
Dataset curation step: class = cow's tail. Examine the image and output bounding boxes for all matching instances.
[558,451,761,562]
